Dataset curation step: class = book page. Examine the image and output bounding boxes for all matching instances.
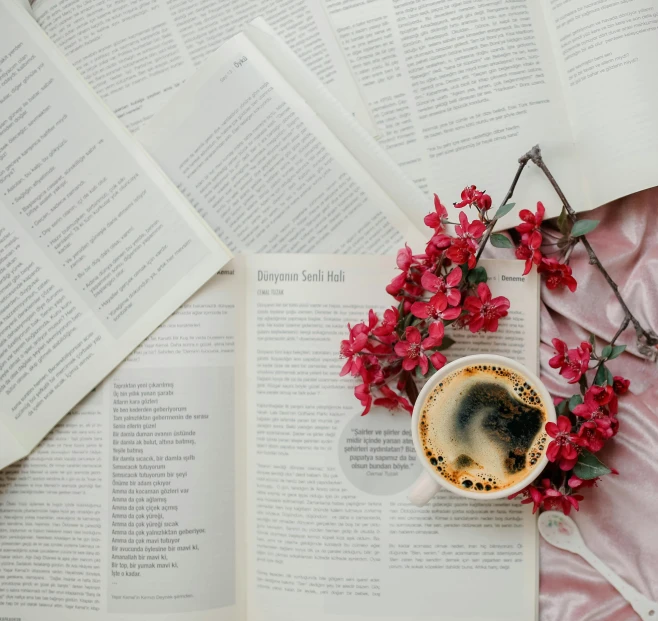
[139,27,425,255]
[0,271,243,621]
[541,0,658,207]
[244,254,539,621]
[30,0,373,134]
[0,4,231,469]
[326,0,587,225]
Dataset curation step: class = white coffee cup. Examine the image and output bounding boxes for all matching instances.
[408,354,556,506]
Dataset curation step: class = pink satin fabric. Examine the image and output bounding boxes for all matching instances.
[516,188,658,620]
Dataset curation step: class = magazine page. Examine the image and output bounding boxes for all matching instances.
[139,27,425,255]
[244,254,539,621]
[30,0,373,134]
[325,0,585,225]
[541,0,658,207]
[0,271,244,621]
[0,3,231,469]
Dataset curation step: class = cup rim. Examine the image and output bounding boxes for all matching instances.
[411,354,556,500]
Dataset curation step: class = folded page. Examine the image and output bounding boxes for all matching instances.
[139,24,425,254]
[542,0,658,207]
[0,3,231,469]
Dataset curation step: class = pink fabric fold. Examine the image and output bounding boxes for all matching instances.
[488,187,658,619]
[537,189,658,620]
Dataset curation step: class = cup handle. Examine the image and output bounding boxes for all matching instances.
[408,470,442,506]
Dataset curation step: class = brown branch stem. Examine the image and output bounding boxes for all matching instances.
[525,145,658,360]
[475,151,532,261]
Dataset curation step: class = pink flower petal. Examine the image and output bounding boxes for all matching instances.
[557,415,572,433]
[410,301,430,319]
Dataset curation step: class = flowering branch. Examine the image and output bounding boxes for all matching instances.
[341,144,650,516]
[505,145,650,514]
[522,145,658,360]
[475,153,531,262]
[339,187,511,416]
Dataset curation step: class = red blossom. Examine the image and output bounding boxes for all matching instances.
[548,338,591,384]
[374,385,413,414]
[372,307,399,341]
[424,194,449,231]
[508,484,545,514]
[538,257,578,292]
[339,325,368,377]
[568,475,600,489]
[575,421,606,452]
[355,382,372,416]
[589,384,614,406]
[421,267,462,306]
[516,201,545,241]
[545,415,580,470]
[446,212,485,269]
[454,185,484,209]
[613,375,630,395]
[394,324,445,375]
[515,242,542,276]
[411,292,461,321]
[543,486,584,516]
[463,282,510,333]
[386,271,407,296]
[477,193,492,211]
[514,202,546,276]
[385,245,417,296]
[572,388,619,437]
[509,478,583,515]
[396,245,413,271]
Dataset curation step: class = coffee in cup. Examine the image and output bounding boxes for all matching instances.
[418,362,549,494]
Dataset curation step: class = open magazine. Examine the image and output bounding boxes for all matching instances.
[327,0,658,223]
[17,0,658,229]
[0,1,231,469]
[0,255,540,621]
[24,0,373,134]
[0,12,431,470]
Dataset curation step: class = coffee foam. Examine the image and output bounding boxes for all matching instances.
[419,364,548,493]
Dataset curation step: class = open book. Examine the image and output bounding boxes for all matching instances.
[325,0,658,224]
[0,2,231,469]
[0,254,540,621]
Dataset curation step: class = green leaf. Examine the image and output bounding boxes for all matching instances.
[606,367,614,386]
[568,394,583,411]
[490,233,513,248]
[594,364,607,386]
[573,450,612,480]
[601,344,613,359]
[494,202,516,220]
[557,205,571,236]
[578,375,588,396]
[435,336,456,352]
[608,344,626,360]
[556,400,569,416]
[571,219,600,237]
[467,266,488,284]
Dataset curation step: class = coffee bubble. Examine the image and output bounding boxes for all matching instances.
[419,364,548,493]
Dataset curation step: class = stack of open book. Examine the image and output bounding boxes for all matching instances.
[1,0,656,619]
